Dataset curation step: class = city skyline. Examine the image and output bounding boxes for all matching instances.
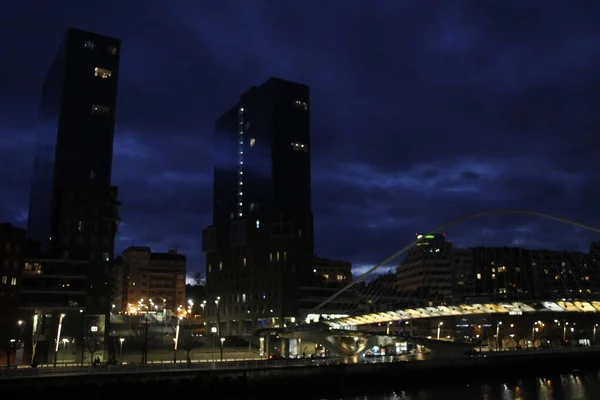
[2,2,600,277]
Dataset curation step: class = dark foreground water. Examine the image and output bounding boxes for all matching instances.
[333,370,600,400]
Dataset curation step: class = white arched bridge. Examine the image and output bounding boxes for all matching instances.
[325,300,600,327]
[301,209,600,330]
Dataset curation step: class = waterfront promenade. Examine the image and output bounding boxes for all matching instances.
[2,346,600,399]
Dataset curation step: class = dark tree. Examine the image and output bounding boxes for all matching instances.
[129,318,161,364]
[192,272,204,286]
[84,336,103,363]
[177,328,203,364]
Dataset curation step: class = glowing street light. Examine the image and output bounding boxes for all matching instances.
[173,317,182,362]
[496,321,502,351]
[436,322,443,340]
[220,337,225,361]
[54,313,66,368]
[259,337,265,358]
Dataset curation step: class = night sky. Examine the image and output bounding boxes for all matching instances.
[2,1,600,278]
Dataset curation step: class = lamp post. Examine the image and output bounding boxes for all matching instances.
[6,339,16,370]
[211,327,217,361]
[119,338,125,354]
[215,296,221,338]
[173,317,182,363]
[496,321,502,351]
[200,300,206,334]
[593,324,598,345]
[220,337,225,361]
[54,313,65,368]
[436,322,443,340]
[259,337,265,358]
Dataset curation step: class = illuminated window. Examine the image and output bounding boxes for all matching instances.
[92,105,109,115]
[94,67,112,78]
[208,264,212,273]
[108,46,117,55]
[293,100,308,110]
[256,219,260,228]
[1,276,6,284]
[250,138,256,147]
[219,261,223,271]
[243,257,247,267]
[476,273,482,280]
[291,142,308,152]
[10,277,16,286]
[84,40,95,49]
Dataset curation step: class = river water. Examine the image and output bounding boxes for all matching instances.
[331,369,600,399]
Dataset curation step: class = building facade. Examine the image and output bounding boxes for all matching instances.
[299,257,353,320]
[312,257,352,287]
[0,224,26,366]
[25,27,122,359]
[20,258,90,364]
[114,247,186,315]
[203,78,314,335]
[395,233,454,300]
[395,234,600,303]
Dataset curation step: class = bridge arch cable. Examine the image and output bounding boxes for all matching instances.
[309,209,600,315]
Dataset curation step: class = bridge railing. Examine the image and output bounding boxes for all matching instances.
[0,358,338,380]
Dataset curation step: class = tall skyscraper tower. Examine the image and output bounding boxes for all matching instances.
[203,78,315,335]
[26,28,121,356]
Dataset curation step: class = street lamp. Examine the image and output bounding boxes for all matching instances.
[119,338,125,354]
[211,327,217,361]
[220,337,225,361]
[173,317,182,363]
[215,297,221,338]
[436,322,443,340]
[594,324,598,345]
[259,337,265,358]
[496,321,502,351]
[54,313,65,368]
[200,300,206,333]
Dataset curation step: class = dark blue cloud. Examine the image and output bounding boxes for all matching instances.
[2,0,600,277]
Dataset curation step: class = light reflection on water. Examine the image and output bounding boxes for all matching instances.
[331,370,600,400]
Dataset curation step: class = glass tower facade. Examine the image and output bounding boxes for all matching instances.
[204,78,315,334]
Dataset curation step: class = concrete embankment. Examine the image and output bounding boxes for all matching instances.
[2,350,599,399]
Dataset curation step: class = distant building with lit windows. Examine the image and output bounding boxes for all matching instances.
[113,246,186,315]
[395,233,454,299]
[202,78,314,335]
[312,257,352,286]
[395,233,600,303]
[25,27,122,363]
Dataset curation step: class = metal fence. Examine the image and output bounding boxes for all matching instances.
[0,358,336,380]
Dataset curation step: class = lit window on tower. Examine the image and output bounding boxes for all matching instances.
[94,67,112,78]
[291,142,308,152]
[237,106,244,217]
